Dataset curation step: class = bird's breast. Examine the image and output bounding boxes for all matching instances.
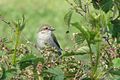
[37,32,52,49]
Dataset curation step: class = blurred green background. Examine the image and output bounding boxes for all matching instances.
[0,0,79,49]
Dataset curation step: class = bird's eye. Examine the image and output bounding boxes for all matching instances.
[45,27,48,29]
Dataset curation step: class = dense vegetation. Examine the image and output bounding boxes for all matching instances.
[0,0,120,80]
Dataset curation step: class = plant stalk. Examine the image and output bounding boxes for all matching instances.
[12,29,20,65]
[87,42,94,79]
[93,42,100,78]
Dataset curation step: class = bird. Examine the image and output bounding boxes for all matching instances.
[36,24,62,56]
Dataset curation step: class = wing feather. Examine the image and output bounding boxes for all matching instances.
[51,33,61,49]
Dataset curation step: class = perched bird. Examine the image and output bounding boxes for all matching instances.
[36,24,62,56]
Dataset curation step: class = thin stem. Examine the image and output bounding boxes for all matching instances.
[12,29,20,65]
[88,44,93,67]
[87,42,94,79]
[93,42,100,78]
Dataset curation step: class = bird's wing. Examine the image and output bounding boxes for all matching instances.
[51,33,62,56]
[51,33,61,49]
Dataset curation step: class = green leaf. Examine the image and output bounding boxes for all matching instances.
[45,67,64,80]
[114,0,120,11]
[63,46,89,57]
[55,75,64,80]
[88,14,101,28]
[109,69,120,76]
[88,31,97,42]
[1,67,17,80]
[112,58,120,68]
[110,19,120,43]
[18,54,44,69]
[74,0,82,7]
[71,22,90,41]
[64,10,73,32]
[63,51,87,57]
[112,3,119,20]
[92,0,113,13]
[73,33,85,45]
[77,46,89,53]
[19,14,26,31]
[88,30,101,44]
[46,67,63,75]
[12,15,26,32]
[72,22,101,44]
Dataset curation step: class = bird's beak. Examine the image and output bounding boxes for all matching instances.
[50,27,55,31]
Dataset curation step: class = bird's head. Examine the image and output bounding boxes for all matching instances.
[39,24,55,32]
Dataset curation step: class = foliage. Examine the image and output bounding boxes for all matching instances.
[92,0,113,13]
[45,67,64,80]
[0,0,120,80]
[64,0,120,79]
